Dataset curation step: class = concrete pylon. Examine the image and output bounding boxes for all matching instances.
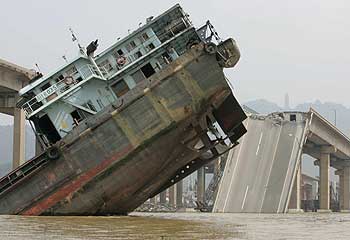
[339,167,350,212]
[197,167,205,203]
[169,185,175,207]
[159,190,166,204]
[12,107,25,169]
[176,180,183,208]
[336,169,344,210]
[0,59,36,169]
[319,152,330,212]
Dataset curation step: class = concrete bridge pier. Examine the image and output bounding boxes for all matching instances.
[337,167,350,212]
[176,180,183,208]
[169,185,175,207]
[289,164,302,212]
[12,107,26,168]
[159,190,166,204]
[0,58,36,169]
[0,94,27,169]
[197,167,205,203]
[319,147,334,212]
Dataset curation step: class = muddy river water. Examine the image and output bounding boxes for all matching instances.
[0,212,349,239]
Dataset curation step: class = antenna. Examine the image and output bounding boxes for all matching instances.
[35,63,41,72]
[62,55,68,63]
[69,27,85,55]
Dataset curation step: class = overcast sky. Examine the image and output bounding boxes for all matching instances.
[1,0,350,124]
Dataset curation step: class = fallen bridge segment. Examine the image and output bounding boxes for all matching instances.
[214,109,350,213]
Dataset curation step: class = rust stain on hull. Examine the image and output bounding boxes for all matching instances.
[22,144,134,215]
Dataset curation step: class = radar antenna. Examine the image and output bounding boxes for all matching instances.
[69,27,85,55]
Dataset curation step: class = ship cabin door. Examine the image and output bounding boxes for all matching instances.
[37,114,61,144]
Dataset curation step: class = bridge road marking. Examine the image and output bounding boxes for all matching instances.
[223,120,250,212]
[241,185,249,211]
[259,123,283,213]
[256,132,263,155]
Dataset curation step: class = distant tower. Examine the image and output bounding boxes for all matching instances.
[284,93,290,110]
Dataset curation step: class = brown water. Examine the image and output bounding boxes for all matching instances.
[0,212,349,239]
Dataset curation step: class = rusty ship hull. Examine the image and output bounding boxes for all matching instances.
[0,41,246,215]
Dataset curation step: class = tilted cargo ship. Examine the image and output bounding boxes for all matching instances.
[0,4,246,215]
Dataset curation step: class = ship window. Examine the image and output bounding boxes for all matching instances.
[142,32,149,41]
[290,114,296,122]
[141,63,155,78]
[71,109,86,124]
[117,49,124,56]
[66,66,78,76]
[37,114,61,144]
[111,79,130,97]
[146,43,155,51]
[55,74,65,82]
[167,18,187,36]
[41,82,51,91]
[131,70,146,84]
[134,51,143,59]
[127,41,137,51]
[162,52,172,64]
[98,59,113,72]
[130,41,136,48]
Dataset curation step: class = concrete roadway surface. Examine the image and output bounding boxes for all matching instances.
[213,112,308,213]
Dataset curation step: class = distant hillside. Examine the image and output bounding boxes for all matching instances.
[243,99,282,114]
[0,125,35,176]
[244,99,350,136]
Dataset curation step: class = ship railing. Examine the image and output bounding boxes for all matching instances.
[0,150,50,197]
[157,17,191,43]
[21,64,103,118]
[98,65,113,78]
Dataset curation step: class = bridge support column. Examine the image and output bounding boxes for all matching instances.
[169,185,175,207]
[197,167,205,203]
[289,163,302,212]
[319,151,331,212]
[176,180,183,209]
[336,169,344,210]
[339,167,350,212]
[12,107,25,169]
[159,190,166,205]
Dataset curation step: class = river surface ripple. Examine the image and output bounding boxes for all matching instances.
[0,212,349,239]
